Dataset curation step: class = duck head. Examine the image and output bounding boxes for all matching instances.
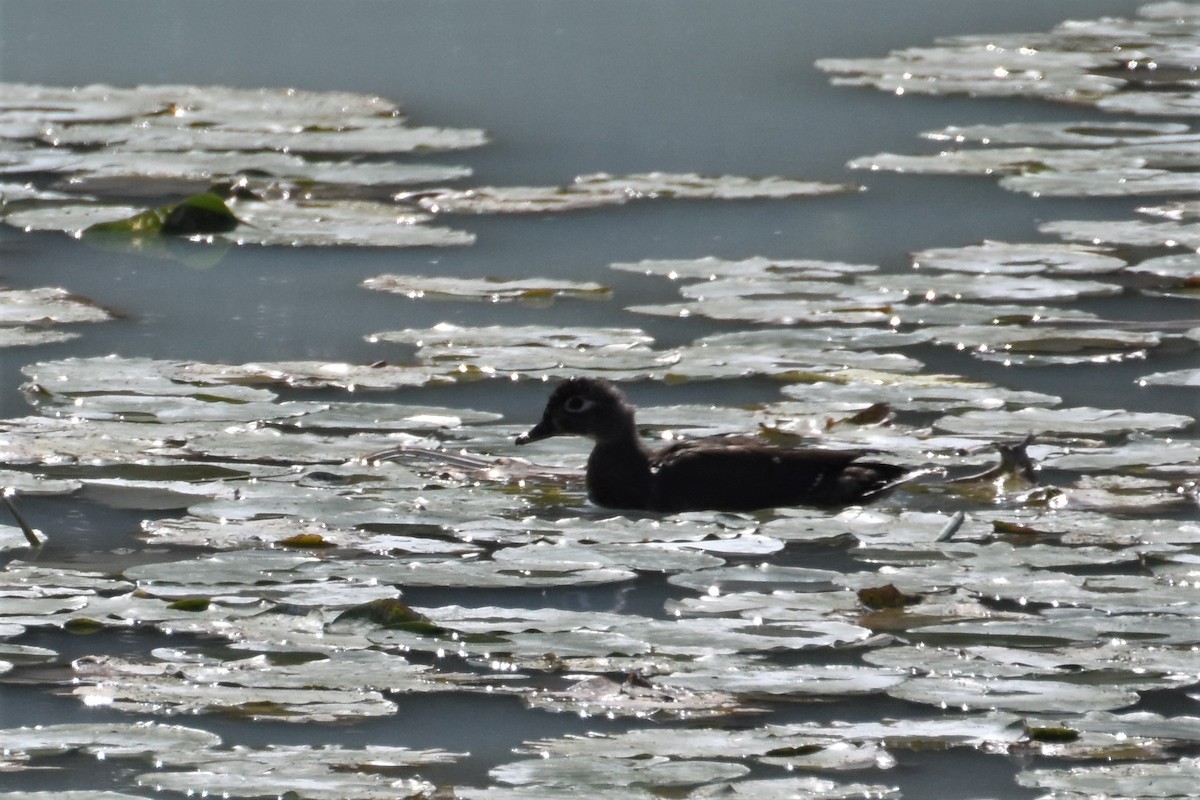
[516,378,636,445]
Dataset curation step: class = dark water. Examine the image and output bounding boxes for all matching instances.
[0,1,1183,798]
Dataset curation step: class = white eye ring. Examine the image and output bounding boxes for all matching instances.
[564,395,594,413]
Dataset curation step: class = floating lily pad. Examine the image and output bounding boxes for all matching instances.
[136,743,460,800]
[226,197,474,248]
[1019,757,1200,797]
[2,145,473,191]
[0,82,485,157]
[0,721,223,765]
[71,651,431,722]
[490,754,749,788]
[523,674,753,720]
[933,405,1194,437]
[7,197,474,248]
[0,180,75,203]
[889,675,1139,713]
[1128,251,1200,279]
[911,240,1127,275]
[926,324,1165,366]
[170,358,449,390]
[924,120,1192,147]
[362,274,610,302]
[611,256,878,281]
[46,117,486,155]
[1043,217,1200,251]
[1138,367,1200,387]
[0,288,113,325]
[1,82,482,253]
[0,326,80,348]
[407,172,856,214]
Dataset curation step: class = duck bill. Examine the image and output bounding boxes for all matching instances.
[515,418,556,445]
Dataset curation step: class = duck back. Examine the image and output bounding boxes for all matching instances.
[647,441,905,513]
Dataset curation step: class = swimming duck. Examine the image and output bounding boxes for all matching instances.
[516,377,907,512]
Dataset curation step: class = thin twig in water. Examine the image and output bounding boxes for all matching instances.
[2,490,42,547]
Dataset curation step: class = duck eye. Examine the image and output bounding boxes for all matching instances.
[564,396,593,413]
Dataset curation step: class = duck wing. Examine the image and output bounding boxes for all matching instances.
[649,440,904,512]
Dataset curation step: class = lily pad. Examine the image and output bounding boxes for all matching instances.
[84,192,237,237]
[926,324,1165,366]
[0,288,113,325]
[933,406,1194,437]
[924,120,1192,147]
[523,674,753,720]
[407,172,856,214]
[8,197,474,248]
[490,754,749,788]
[1138,367,1200,387]
[136,744,460,800]
[888,675,1139,713]
[911,240,1127,275]
[0,326,81,348]
[362,274,611,303]
[611,256,878,281]
[1019,757,1200,797]
[70,651,433,722]
[2,146,472,191]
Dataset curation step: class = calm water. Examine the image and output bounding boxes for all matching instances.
[0,1,1185,798]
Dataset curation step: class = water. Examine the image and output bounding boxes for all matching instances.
[0,1,1190,798]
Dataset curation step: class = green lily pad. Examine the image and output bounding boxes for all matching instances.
[84,192,237,237]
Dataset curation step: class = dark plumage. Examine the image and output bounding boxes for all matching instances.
[516,377,907,512]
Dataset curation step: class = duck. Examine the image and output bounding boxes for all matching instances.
[515,377,907,512]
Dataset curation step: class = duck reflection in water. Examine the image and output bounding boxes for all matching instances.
[516,377,908,513]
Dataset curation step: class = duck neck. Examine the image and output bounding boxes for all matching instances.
[585,422,654,510]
